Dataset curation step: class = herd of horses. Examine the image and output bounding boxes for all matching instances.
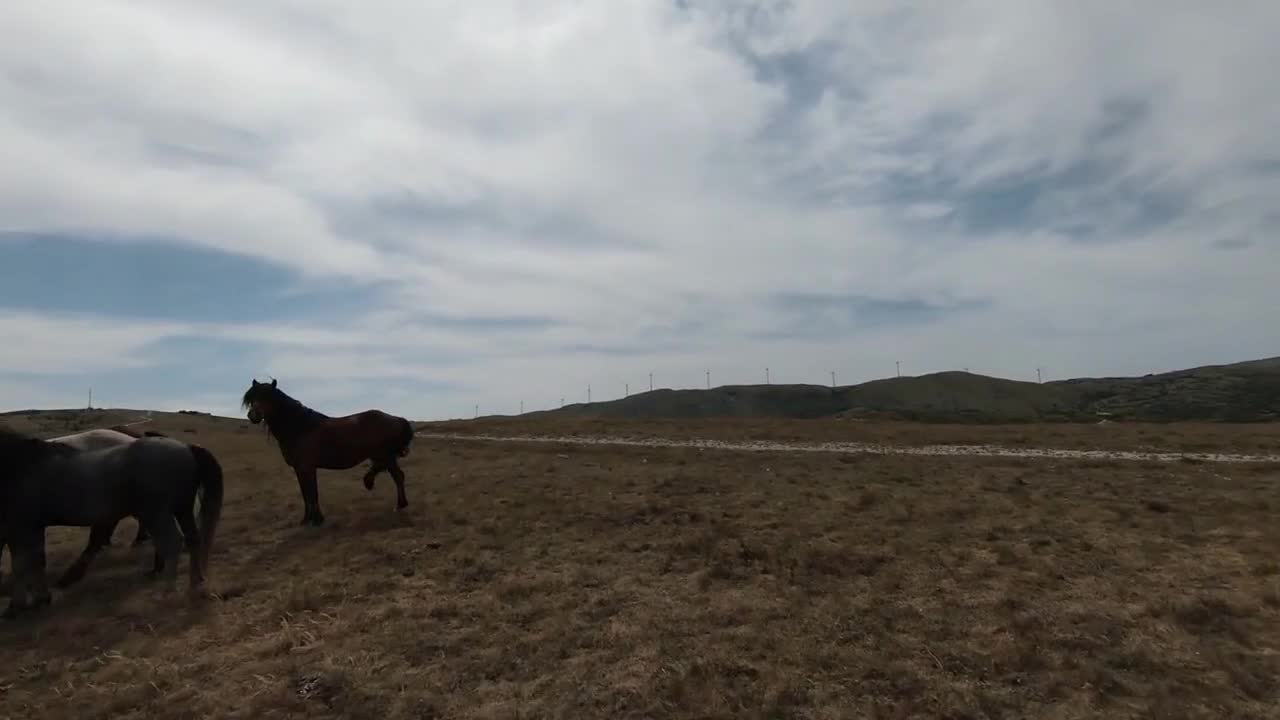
[0,378,416,620]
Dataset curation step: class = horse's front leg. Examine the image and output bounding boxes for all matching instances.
[131,519,151,547]
[295,467,324,527]
[3,529,45,618]
[57,522,115,588]
[28,536,51,609]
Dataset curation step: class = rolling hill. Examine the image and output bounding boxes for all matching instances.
[522,357,1280,423]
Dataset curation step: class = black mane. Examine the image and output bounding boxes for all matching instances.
[242,382,330,449]
[0,425,74,473]
[0,425,35,453]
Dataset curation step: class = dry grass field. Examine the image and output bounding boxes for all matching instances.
[1,412,1279,718]
[427,416,1280,456]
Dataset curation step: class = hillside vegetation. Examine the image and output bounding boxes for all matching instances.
[524,356,1280,423]
[0,408,154,436]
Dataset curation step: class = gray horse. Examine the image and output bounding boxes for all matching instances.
[0,428,159,591]
[51,427,141,450]
[0,427,223,619]
[50,428,161,547]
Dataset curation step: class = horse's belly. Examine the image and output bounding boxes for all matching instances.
[42,488,122,527]
[39,465,127,526]
[42,500,120,527]
[304,436,371,469]
[315,449,365,470]
[44,509,118,527]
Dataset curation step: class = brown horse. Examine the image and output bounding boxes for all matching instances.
[240,378,415,526]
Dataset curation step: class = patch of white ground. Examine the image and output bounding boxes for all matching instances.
[416,432,1280,464]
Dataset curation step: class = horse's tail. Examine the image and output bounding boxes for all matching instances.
[189,444,224,584]
[396,416,414,457]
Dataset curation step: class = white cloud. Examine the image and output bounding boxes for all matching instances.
[1,1,1278,420]
[0,310,185,374]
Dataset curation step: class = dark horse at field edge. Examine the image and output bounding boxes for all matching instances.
[0,426,224,618]
[241,378,415,526]
[0,425,181,590]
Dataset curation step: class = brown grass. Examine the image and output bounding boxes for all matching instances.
[1,413,1278,718]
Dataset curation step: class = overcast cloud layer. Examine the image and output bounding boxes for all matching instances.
[2,1,1278,420]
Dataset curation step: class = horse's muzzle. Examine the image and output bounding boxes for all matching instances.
[247,409,262,424]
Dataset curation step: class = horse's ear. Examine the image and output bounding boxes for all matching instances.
[252,379,259,386]
[270,378,277,387]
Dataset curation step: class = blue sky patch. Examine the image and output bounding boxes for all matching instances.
[0,234,382,324]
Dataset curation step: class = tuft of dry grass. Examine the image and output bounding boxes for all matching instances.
[0,412,1277,718]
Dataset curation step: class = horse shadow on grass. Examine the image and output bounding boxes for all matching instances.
[221,503,426,602]
[0,548,218,650]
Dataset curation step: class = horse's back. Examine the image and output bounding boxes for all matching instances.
[359,408,408,426]
[125,435,194,466]
[301,408,407,465]
[93,436,199,496]
[324,408,401,430]
[72,436,195,482]
[29,444,136,525]
[23,437,196,526]
[49,428,136,451]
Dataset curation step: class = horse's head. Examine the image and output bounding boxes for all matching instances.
[241,378,279,424]
[0,427,67,477]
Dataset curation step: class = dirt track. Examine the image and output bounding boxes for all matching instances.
[417,431,1280,464]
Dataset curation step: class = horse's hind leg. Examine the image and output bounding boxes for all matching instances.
[142,514,181,587]
[362,460,387,491]
[56,522,114,588]
[175,508,202,588]
[28,541,51,609]
[3,549,30,619]
[132,519,151,547]
[387,458,409,511]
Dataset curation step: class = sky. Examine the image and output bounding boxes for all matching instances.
[1,1,1278,420]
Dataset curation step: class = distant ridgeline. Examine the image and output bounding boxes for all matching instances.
[521,357,1280,423]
